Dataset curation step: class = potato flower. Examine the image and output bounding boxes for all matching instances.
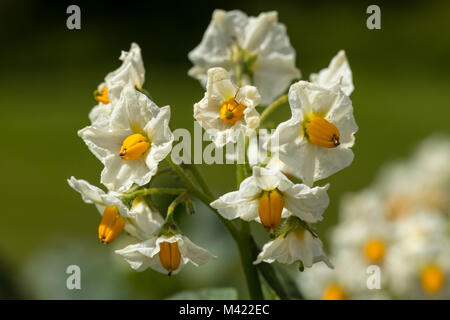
[194,67,261,147]
[79,86,173,192]
[189,10,300,105]
[211,166,329,232]
[271,81,358,186]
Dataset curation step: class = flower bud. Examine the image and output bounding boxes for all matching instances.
[94,87,110,104]
[159,241,181,276]
[220,98,246,125]
[119,133,149,161]
[258,189,285,232]
[98,206,125,244]
[305,117,340,148]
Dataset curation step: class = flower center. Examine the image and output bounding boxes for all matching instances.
[119,133,149,161]
[98,206,125,244]
[258,189,284,232]
[421,264,445,294]
[219,98,246,125]
[159,241,181,276]
[94,87,110,104]
[305,117,340,148]
[322,284,348,300]
[363,238,386,262]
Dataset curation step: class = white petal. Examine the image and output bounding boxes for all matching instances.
[310,50,354,95]
[284,184,330,223]
[178,235,216,267]
[67,177,105,205]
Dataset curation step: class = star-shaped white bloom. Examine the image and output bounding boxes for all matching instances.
[90,43,146,126]
[254,222,333,268]
[79,86,174,192]
[271,81,358,186]
[194,67,261,147]
[115,234,215,275]
[210,166,329,232]
[310,50,354,96]
[68,177,164,242]
[189,10,300,105]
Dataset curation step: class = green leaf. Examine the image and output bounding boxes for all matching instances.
[165,287,238,300]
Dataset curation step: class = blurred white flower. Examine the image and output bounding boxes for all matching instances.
[271,81,358,186]
[68,177,164,244]
[385,212,450,299]
[188,10,300,105]
[115,234,215,275]
[310,50,354,96]
[90,43,146,126]
[79,86,173,192]
[194,67,261,147]
[254,217,332,268]
[211,166,329,232]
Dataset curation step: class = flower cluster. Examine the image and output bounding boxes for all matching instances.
[298,136,450,299]
[68,9,358,297]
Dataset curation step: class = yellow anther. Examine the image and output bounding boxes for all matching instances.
[119,133,149,161]
[421,264,445,294]
[94,87,110,104]
[322,284,348,300]
[98,206,125,244]
[305,117,340,148]
[159,241,181,276]
[363,238,386,263]
[219,98,246,125]
[258,189,285,232]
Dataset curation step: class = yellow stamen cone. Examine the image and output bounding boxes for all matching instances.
[94,87,110,104]
[322,284,347,300]
[421,265,445,294]
[363,238,386,263]
[305,117,340,148]
[258,189,284,232]
[119,133,149,161]
[98,206,125,244]
[219,98,246,125]
[159,241,181,276]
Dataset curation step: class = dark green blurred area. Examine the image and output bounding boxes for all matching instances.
[0,0,449,299]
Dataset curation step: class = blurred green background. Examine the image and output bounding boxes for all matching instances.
[0,0,449,299]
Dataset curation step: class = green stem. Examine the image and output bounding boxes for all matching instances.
[166,191,191,222]
[186,165,215,199]
[260,94,288,124]
[123,187,186,200]
[238,221,264,299]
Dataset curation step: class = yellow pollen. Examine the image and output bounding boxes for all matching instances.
[94,87,110,104]
[258,189,285,233]
[119,133,149,161]
[219,98,246,125]
[305,117,340,148]
[159,241,181,276]
[363,238,386,262]
[98,206,125,244]
[421,264,445,294]
[322,284,347,300]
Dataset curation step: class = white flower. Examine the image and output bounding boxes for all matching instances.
[384,212,450,299]
[310,50,354,96]
[271,81,358,186]
[67,177,164,243]
[90,43,146,126]
[211,166,329,232]
[79,86,173,192]
[188,10,300,105]
[194,67,261,147]
[254,222,333,268]
[298,251,391,300]
[115,234,215,275]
